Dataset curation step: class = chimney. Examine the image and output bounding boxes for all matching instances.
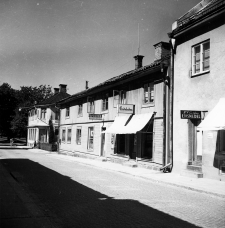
[153,42,170,61]
[54,88,59,94]
[134,55,144,69]
[85,81,89,90]
[59,84,67,93]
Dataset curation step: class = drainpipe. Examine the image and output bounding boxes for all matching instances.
[55,104,61,153]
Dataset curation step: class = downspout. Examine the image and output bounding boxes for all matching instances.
[168,38,175,172]
[55,104,61,153]
[160,38,175,172]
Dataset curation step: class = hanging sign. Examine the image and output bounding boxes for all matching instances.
[89,114,102,120]
[180,110,201,119]
[117,104,134,114]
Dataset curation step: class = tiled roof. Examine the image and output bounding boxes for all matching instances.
[172,0,225,35]
[37,92,70,106]
[58,55,170,105]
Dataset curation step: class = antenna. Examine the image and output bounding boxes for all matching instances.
[138,23,140,55]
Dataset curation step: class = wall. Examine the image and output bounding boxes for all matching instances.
[173,23,225,173]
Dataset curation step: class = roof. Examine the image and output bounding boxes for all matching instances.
[37,91,70,107]
[172,0,225,35]
[58,55,170,105]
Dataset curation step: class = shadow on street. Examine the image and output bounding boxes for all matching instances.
[0,159,200,228]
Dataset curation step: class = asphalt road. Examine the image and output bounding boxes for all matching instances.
[0,149,225,228]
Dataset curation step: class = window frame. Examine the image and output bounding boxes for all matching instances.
[65,107,70,118]
[102,93,109,112]
[143,82,154,105]
[87,126,94,151]
[67,128,72,144]
[191,40,210,77]
[87,97,95,114]
[113,90,127,108]
[61,128,66,143]
[78,104,83,117]
[76,127,82,145]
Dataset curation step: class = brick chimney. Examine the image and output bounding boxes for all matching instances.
[134,55,144,69]
[59,84,67,93]
[153,42,170,61]
[54,88,59,94]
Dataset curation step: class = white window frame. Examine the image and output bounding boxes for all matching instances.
[65,107,70,118]
[78,104,83,117]
[113,90,127,108]
[102,94,109,112]
[143,83,154,104]
[67,128,72,144]
[87,126,94,151]
[191,40,210,76]
[87,97,95,113]
[61,128,66,143]
[76,127,82,145]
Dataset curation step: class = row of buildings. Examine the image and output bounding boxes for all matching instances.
[27,0,225,181]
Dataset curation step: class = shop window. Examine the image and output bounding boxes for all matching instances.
[76,127,82,145]
[102,94,108,112]
[65,107,70,118]
[40,129,47,143]
[113,90,127,108]
[78,104,83,116]
[87,97,95,113]
[143,83,154,104]
[62,128,66,143]
[192,40,210,76]
[87,127,94,150]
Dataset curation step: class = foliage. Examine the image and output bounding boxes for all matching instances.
[0,83,18,138]
[0,83,53,138]
[48,119,56,144]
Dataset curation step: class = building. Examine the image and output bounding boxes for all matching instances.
[27,84,70,148]
[170,0,225,180]
[57,42,172,169]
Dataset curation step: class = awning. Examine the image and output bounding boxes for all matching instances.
[119,112,154,134]
[197,98,225,131]
[103,115,131,134]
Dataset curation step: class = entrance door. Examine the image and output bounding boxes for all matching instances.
[117,134,125,154]
[101,133,105,156]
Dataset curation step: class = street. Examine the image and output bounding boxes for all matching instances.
[0,149,225,228]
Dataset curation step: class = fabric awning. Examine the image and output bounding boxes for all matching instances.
[197,98,225,131]
[119,112,154,134]
[103,115,131,134]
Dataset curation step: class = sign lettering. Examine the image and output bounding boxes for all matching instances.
[180,110,201,119]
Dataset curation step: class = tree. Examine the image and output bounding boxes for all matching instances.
[10,84,53,138]
[0,83,18,139]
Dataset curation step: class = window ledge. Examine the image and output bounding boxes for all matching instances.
[77,114,83,118]
[101,110,108,114]
[142,103,155,108]
[65,116,70,119]
[191,70,210,78]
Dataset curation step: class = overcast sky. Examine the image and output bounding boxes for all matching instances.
[0,0,200,94]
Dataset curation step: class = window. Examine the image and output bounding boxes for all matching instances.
[192,40,210,76]
[144,83,154,104]
[87,127,94,150]
[76,127,82,145]
[41,109,46,119]
[62,128,66,143]
[87,97,95,113]
[66,107,70,118]
[78,104,83,116]
[113,90,127,107]
[67,128,72,143]
[102,94,108,112]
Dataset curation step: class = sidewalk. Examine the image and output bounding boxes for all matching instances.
[30,149,225,198]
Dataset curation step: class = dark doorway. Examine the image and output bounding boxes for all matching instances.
[117,134,126,155]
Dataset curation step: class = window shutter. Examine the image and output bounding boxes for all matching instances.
[87,97,91,113]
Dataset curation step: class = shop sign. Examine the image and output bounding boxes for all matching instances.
[180,110,201,119]
[89,114,102,120]
[117,104,134,114]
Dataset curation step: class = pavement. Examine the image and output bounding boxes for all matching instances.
[26,148,225,199]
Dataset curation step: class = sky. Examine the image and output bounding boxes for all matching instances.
[0,0,200,94]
